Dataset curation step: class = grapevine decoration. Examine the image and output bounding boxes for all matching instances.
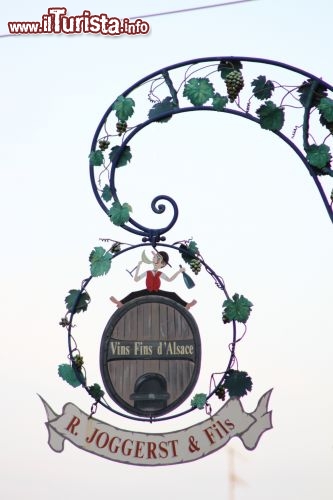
[110,242,121,253]
[179,239,199,263]
[65,289,90,314]
[58,364,82,388]
[87,383,105,400]
[191,393,207,410]
[116,121,127,136]
[190,259,201,275]
[215,385,226,401]
[98,139,110,151]
[225,70,245,102]
[222,293,253,324]
[89,57,333,232]
[59,316,70,327]
[73,354,84,369]
[58,237,253,421]
[108,201,132,226]
[215,370,253,399]
[148,96,177,123]
[89,246,112,277]
[109,145,132,167]
[179,239,202,275]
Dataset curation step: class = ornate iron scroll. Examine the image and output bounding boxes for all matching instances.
[89,56,333,242]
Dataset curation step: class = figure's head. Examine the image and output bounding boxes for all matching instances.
[153,251,169,269]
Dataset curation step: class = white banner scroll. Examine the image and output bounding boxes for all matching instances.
[40,390,273,466]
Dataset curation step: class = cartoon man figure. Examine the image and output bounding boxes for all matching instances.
[110,251,196,310]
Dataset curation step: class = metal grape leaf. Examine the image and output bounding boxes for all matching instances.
[183,78,215,106]
[89,246,112,277]
[319,113,333,135]
[89,150,104,166]
[306,144,332,170]
[58,364,82,388]
[88,383,105,400]
[297,79,328,108]
[256,101,285,131]
[102,184,112,202]
[222,293,253,323]
[65,289,91,314]
[109,145,132,167]
[108,201,132,226]
[317,97,333,122]
[191,393,207,409]
[218,60,243,79]
[224,370,253,398]
[148,96,177,123]
[188,240,199,255]
[251,75,274,100]
[212,93,228,111]
[179,240,199,263]
[112,95,135,122]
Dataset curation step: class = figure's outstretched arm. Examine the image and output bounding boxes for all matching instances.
[134,261,146,282]
[161,266,185,282]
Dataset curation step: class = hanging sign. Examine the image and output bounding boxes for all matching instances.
[43,56,319,465]
[40,390,272,466]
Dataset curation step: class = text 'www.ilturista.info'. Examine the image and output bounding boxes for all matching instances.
[8,8,150,35]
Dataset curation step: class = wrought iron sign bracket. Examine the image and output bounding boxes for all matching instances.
[41,56,333,465]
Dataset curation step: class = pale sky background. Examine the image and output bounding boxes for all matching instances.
[1,1,332,499]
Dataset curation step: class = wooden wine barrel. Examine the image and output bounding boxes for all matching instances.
[100,295,201,417]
